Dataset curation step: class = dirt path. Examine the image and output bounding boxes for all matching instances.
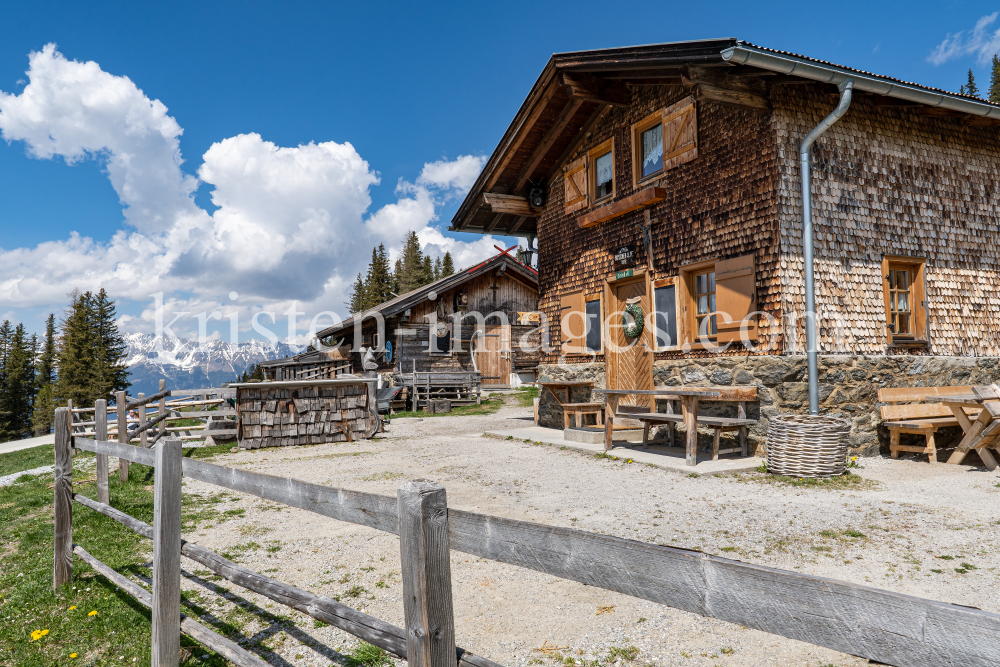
[173,397,1000,667]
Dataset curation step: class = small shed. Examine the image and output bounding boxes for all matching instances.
[232,379,377,449]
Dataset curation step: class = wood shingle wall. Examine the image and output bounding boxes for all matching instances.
[774,85,1000,355]
[537,85,782,363]
[236,385,372,448]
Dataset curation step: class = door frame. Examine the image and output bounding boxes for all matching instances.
[477,324,511,388]
[603,268,654,402]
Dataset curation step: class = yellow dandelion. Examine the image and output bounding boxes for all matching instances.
[68,605,77,611]
[70,653,78,659]
[30,629,49,641]
[87,610,97,616]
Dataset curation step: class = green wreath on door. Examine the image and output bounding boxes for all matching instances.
[622,302,644,339]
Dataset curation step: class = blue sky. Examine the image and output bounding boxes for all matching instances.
[0,0,995,342]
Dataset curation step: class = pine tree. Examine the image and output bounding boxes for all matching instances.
[347,273,367,314]
[441,252,455,277]
[92,289,130,405]
[433,256,443,281]
[365,244,395,307]
[57,291,98,408]
[421,255,434,286]
[393,258,403,295]
[961,69,980,97]
[989,55,1000,104]
[36,314,56,388]
[236,362,266,383]
[0,323,36,441]
[0,320,12,440]
[398,231,425,294]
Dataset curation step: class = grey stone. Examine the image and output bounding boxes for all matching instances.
[755,359,797,386]
[734,369,755,385]
[682,368,707,383]
[710,369,733,385]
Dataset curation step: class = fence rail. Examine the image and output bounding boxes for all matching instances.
[58,408,1000,667]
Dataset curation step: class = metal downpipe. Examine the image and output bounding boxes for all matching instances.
[800,79,853,415]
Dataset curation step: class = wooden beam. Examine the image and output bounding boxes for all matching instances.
[514,97,584,192]
[53,407,73,590]
[482,193,540,216]
[694,83,770,111]
[484,213,505,234]
[152,438,182,667]
[560,72,632,106]
[95,399,109,504]
[507,215,528,235]
[485,80,561,191]
[577,188,667,228]
[550,104,612,181]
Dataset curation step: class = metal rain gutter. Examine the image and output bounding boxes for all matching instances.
[722,44,1000,119]
[800,79,853,415]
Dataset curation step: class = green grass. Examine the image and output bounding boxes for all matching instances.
[745,470,875,489]
[0,444,58,478]
[0,443,265,666]
[345,641,393,667]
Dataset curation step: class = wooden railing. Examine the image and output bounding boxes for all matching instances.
[52,407,1000,667]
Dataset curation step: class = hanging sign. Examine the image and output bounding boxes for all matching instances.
[615,269,634,280]
[613,243,636,269]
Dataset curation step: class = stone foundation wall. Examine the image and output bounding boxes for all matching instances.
[537,355,1000,457]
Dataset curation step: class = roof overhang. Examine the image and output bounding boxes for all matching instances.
[450,38,1000,237]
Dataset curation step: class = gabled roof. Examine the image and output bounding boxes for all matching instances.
[450,38,1000,238]
[313,251,538,340]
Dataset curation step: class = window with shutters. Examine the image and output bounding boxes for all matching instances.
[563,156,588,214]
[560,291,588,353]
[631,110,664,186]
[661,96,698,172]
[678,255,757,347]
[585,296,602,353]
[588,138,615,204]
[881,256,927,345]
[652,278,678,350]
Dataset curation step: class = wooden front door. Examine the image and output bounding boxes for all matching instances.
[607,277,654,408]
[476,325,511,387]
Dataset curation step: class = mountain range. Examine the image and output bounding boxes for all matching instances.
[123,333,299,395]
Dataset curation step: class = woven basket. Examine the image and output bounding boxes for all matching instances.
[766,414,852,478]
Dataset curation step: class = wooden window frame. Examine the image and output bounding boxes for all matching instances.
[588,138,616,205]
[881,256,928,346]
[652,277,681,351]
[584,293,603,354]
[677,259,717,348]
[631,110,665,188]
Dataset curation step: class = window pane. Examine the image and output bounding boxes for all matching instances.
[897,291,908,312]
[711,314,717,336]
[640,124,663,178]
[709,293,716,314]
[595,151,613,199]
[695,274,706,294]
[708,272,715,293]
[697,295,708,314]
[897,313,910,335]
[654,285,677,348]
[585,299,602,352]
[896,270,909,291]
[888,270,896,290]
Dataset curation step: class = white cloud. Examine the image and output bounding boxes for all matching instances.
[0,45,501,333]
[929,12,1000,66]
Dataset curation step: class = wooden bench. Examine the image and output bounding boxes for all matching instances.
[628,387,758,459]
[538,381,603,429]
[878,386,981,463]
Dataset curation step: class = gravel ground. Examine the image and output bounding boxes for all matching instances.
[169,396,1000,667]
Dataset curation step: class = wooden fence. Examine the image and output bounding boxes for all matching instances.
[52,407,1000,667]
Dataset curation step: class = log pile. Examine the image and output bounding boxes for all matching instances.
[236,384,371,448]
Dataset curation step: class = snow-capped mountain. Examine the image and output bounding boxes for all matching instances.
[124,333,300,395]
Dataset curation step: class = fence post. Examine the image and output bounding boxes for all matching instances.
[157,379,167,442]
[397,481,457,667]
[117,390,129,481]
[53,407,73,589]
[95,399,110,504]
[152,437,182,667]
[138,393,147,449]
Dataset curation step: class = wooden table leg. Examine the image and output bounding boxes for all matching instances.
[947,411,992,465]
[682,396,699,466]
[604,395,618,452]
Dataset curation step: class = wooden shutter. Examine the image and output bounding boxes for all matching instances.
[564,156,588,213]
[715,254,757,343]
[560,291,586,352]
[662,96,697,171]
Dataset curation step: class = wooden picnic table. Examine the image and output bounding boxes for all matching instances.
[593,388,721,465]
[928,384,1000,470]
[538,380,602,428]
